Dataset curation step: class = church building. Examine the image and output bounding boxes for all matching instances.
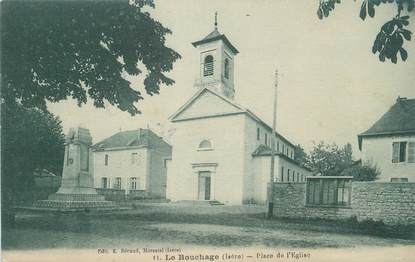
[166,20,311,205]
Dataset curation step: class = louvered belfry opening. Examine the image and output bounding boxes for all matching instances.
[203,55,214,76]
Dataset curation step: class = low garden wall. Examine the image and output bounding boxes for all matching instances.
[272,182,415,225]
[95,189,164,201]
[96,188,126,201]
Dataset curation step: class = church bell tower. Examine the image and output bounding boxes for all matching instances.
[192,13,239,99]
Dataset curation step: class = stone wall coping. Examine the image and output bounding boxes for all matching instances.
[272,182,306,184]
[306,176,353,179]
[305,204,352,209]
[273,181,415,185]
[352,181,415,185]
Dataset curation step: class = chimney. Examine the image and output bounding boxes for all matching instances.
[397,96,407,103]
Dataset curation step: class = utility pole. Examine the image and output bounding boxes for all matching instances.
[267,69,278,219]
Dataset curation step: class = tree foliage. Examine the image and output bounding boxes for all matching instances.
[317,0,413,63]
[340,161,380,181]
[1,102,65,205]
[1,0,181,115]
[293,144,310,168]
[308,141,354,176]
[306,141,380,181]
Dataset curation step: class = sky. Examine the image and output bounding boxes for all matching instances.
[48,0,415,157]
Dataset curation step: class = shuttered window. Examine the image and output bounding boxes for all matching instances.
[203,55,214,76]
[393,142,408,163]
[114,177,122,189]
[392,142,399,162]
[130,177,139,190]
[400,142,407,162]
[101,177,108,189]
[408,142,415,163]
[224,58,230,79]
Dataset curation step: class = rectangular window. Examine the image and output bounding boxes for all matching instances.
[265,133,268,145]
[114,177,122,189]
[297,173,299,182]
[281,167,284,182]
[105,154,109,166]
[408,142,415,163]
[391,178,409,182]
[101,177,108,189]
[277,141,280,152]
[287,169,290,182]
[393,142,407,163]
[131,152,139,164]
[130,177,139,190]
[306,177,352,207]
[257,128,260,141]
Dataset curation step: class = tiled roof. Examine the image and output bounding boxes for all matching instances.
[358,98,415,150]
[360,97,415,136]
[202,29,221,40]
[252,145,311,171]
[191,29,239,54]
[93,129,170,150]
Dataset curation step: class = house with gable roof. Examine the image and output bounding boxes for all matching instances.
[93,129,172,198]
[358,97,415,182]
[166,21,311,205]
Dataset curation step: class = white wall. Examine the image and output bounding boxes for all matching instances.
[177,91,241,120]
[250,118,295,159]
[167,111,300,205]
[361,135,415,182]
[167,114,245,205]
[277,157,310,183]
[252,156,311,205]
[251,157,270,204]
[93,148,148,190]
[242,115,297,203]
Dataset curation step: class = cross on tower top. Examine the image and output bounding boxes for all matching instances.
[214,12,218,30]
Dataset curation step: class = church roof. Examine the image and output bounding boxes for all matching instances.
[169,87,295,148]
[358,97,415,150]
[192,29,239,54]
[252,145,312,171]
[93,129,171,151]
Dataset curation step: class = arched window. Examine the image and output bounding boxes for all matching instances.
[224,58,230,79]
[198,139,213,150]
[203,55,214,76]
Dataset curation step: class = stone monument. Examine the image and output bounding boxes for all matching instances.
[35,127,116,210]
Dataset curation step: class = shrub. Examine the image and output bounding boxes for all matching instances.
[341,161,381,181]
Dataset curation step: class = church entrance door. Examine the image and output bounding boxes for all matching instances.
[198,171,211,200]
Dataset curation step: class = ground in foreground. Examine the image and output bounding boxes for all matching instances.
[2,203,415,250]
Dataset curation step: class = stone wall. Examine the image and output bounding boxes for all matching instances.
[272,182,415,225]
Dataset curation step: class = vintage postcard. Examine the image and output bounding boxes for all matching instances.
[1,0,414,261]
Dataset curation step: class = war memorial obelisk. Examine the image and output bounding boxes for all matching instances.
[35,127,116,210]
